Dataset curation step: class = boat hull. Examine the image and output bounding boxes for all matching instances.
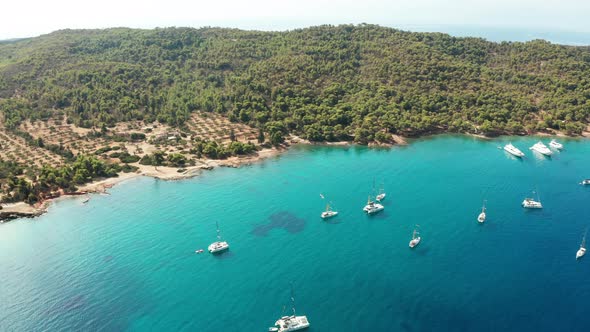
[522,199,542,209]
[577,248,586,260]
[530,142,552,156]
[503,144,525,157]
[477,212,486,223]
[208,241,229,253]
[365,204,384,214]
[274,315,310,332]
[409,237,421,248]
[321,211,338,219]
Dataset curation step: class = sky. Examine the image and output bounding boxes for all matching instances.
[1,0,590,40]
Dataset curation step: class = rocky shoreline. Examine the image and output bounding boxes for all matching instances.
[2,132,587,224]
[0,146,284,224]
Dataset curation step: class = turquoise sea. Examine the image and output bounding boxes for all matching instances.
[2,135,590,331]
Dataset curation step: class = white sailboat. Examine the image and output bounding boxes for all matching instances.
[376,182,386,202]
[363,196,384,215]
[549,139,563,150]
[320,202,338,219]
[477,200,486,223]
[522,190,542,209]
[269,285,310,332]
[503,143,525,157]
[409,226,421,248]
[577,232,586,260]
[208,222,229,253]
[530,141,552,156]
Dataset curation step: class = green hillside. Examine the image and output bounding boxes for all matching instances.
[1,24,589,143]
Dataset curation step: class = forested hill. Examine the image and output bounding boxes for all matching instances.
[1,24,590,143]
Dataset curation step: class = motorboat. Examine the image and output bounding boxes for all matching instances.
[530,141,552,156]
[580,179,590,185]
[503,143,525,157]
[549,139,563,150]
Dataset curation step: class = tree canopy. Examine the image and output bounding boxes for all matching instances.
[1,24,589,141]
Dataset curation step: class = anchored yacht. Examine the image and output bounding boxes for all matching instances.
[208,222,229,253]
[363,196,384,215]
[530,141,552,156]
[503,143,525,157]
[321,203,338,219]
[269,286,310,332]
[409,226,421,248]
[522,191,542,209]
[549,139,563,150]
[376,183,386,202]
[477,200,486,223]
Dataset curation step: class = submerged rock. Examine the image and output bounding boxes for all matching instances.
[251,211,306,236]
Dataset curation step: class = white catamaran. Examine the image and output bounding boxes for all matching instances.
[363,196,384,215]
[477,200,486,223]
[269,286,310,332]
[503,143,525,157]
[409,226,421,248]
[522,191,542,209]
[530,141,552,156]
[577,232,587,260]
[208,222,229,253]
[321,202,338,219]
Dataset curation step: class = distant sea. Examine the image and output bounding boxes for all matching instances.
[395,24,590,45]
[2,136,590,331]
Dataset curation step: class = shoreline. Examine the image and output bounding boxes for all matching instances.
[0,146,285,222]
[1,132,587,223]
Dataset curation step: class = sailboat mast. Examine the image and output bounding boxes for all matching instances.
[290,284,296,317]
[216,222,221,241]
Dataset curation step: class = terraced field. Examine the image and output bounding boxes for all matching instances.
[0,127,64,168]
[186,112,258,144]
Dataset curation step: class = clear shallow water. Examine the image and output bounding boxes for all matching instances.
[2,135,590,331]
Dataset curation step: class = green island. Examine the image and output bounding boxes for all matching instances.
[1,24,590,206]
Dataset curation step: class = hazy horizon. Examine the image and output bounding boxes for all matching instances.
[3,23,590,46]
[2,0,590,41]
